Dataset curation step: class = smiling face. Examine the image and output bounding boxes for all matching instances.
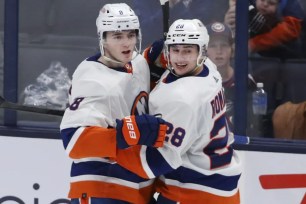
[102,30,137,66]
[169,44,200,76]
[256,0,278,16]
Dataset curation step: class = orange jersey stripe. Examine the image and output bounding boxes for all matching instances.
[131,91,149,116]
[69,180,155,204]
[116,145,149,179]
[156,179,240,204]
[80,197,89,204]
[69,127,117,159]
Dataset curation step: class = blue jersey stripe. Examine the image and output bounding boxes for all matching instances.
[61,127,78,149]
[146,147,175,176]
[71,161,150,183]
[164,166,241,191]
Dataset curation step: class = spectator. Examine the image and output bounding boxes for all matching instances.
[133,0,229,48]
[0,37,3,122]
[206,21,236,127]
[207,21,257,131]
[224,0,305,59]
[273,101,306,140]
[0,37,3,96]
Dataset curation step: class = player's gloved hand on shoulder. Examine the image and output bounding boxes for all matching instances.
[143,39,168,83]
[144,38,165,64]
[116,114,167,149]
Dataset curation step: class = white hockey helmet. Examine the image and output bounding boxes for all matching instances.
[96,3,142,56]
[165,19,209,69]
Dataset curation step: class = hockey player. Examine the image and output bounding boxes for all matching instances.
[111,19,242,203]
[60,3,167,204]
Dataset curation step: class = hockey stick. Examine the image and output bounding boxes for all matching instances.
[0,96,64,116]
[160,0,169,40]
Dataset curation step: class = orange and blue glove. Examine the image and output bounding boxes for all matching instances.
[116,114,167,149]
[143,39,168,84]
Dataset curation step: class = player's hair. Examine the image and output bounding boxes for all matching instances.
[164,19,209,76]
[96,3,142,61]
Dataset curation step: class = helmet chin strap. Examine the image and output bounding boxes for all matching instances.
[101,52,141,66]
[101,55,124,65]
[99,43,140,66]
[99,42,125,65]
[98,32,142,66]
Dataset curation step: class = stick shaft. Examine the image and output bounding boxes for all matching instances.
[0,97,64,116]
[160,0,169,40]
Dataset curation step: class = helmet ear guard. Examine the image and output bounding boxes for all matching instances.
[96,3,142,57]
[164,19,209,75]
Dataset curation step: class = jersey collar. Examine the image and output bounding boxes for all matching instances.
[163,65,209,84]
[87,53,133,74]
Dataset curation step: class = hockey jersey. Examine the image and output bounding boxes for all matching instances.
[113,58,242,204]
[60,52,153,203]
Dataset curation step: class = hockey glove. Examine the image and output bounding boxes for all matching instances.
[143,39,168,83]
[116,114,167,149]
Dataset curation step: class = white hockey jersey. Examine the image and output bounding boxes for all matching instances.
[60,52,153,203]
[113,58,242,204]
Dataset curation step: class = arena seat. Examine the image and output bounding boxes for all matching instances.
[247,56,284,138]
[281,58,306,103]
[249,56,283,111]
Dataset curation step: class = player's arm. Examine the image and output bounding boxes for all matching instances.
[143,39,168,90]
[61,126,117,159]
[113,102,198,179]
[60,91,167,159]
[114,145,181,179]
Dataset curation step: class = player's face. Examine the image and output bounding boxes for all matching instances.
[256,0,278,15]
[207,37,232,69]
[103,30,137,64]
[169,44,199,76]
